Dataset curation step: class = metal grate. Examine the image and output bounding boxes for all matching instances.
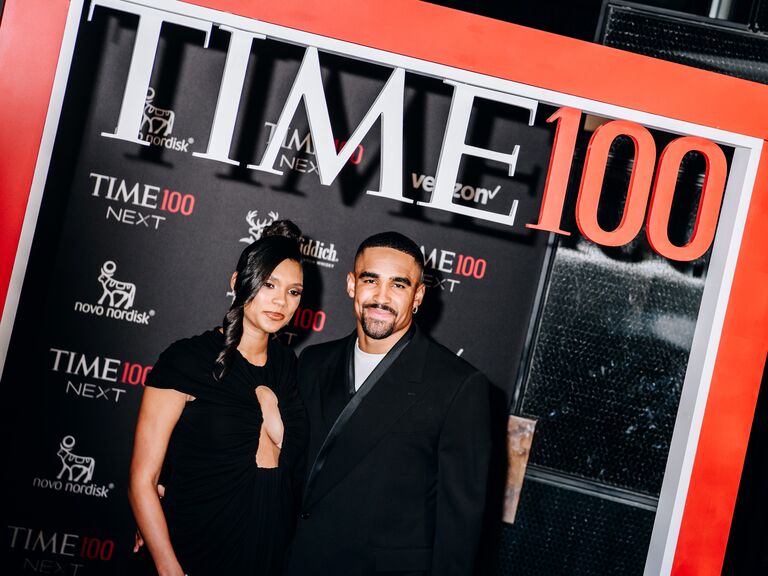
[601,4,768,83]
[496,479,655,576]
[521,243,703,495]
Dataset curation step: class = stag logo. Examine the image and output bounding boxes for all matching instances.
[56,436,94,483]
[240,210,279,244]
[226,210,280,298]
[141,88,175,136]
[98,261,135,309]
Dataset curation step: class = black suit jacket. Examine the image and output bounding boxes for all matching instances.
[286,326,492,576]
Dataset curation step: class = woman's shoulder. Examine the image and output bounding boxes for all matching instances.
[148,329,222,387]
[144,329,221,392]
[160,328,222,361]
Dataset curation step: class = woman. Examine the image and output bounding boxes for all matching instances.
[129,220,308,576]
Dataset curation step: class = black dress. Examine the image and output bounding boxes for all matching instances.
[144,329,307,576]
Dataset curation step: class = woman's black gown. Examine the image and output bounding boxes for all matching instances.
[143,329,307,576]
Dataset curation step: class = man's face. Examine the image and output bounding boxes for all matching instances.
[347,247,425,346]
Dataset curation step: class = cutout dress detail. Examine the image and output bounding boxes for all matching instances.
[145,329,307,576]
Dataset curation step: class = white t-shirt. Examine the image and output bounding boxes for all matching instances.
[353,339,386,391]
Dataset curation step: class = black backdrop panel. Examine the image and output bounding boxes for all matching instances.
[3,4,552,574]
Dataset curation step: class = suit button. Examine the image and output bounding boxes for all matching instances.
[300,512,310,520]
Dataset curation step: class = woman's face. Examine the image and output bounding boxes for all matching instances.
[242,259,303,336]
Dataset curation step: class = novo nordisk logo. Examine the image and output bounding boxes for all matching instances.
[57,436,94,483]
[98,260,134,309]
[73,261,154,324]
[32,436,113,498]
[138,88,194,152]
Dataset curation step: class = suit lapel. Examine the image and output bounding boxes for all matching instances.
[304,327,429,508]
[304,335,353,469]
[318,339,351,430]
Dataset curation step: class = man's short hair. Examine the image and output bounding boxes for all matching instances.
[355,231,425,274]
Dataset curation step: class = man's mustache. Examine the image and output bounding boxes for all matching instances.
[364,303,396,315]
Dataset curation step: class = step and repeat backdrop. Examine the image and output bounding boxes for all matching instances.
[4,4,553,574]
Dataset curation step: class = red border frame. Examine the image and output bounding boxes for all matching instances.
[0,0,69,316]
[1,2,766,574]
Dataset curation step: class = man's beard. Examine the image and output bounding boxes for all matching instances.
[360,303,397,339]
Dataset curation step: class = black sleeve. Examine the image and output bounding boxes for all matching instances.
[144,338,208,397]
[144,343,183,390]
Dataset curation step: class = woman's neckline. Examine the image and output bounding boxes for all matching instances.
[236,346,268,368]
[212,327,270,368]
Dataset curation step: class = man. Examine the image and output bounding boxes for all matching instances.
[287,231,492,576]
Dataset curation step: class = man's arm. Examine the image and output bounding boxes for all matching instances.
[432,371,492,576]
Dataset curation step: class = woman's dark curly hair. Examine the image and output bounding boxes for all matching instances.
[214,220,302,380]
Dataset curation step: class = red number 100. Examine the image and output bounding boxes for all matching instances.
[527,107,727,261]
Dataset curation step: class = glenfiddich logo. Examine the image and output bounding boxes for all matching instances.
[74,260,155,325]
[299,236,339,269]
[236,210,339,268]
